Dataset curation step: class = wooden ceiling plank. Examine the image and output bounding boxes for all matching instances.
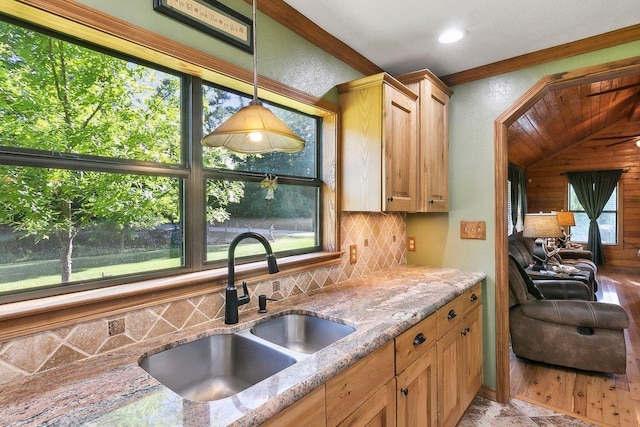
[530,101,563,149]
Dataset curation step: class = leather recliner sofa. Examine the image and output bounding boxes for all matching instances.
[508,231,598,299]
[508,255,629,374]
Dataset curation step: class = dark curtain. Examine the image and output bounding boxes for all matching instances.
[508,163,527,232]
[567,169,623,264]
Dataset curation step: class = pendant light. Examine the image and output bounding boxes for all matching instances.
[201,0,304,153]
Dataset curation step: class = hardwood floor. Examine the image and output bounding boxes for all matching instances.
[510,266,640,426]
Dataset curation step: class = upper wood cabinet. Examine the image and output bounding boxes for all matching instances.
[337,73,418,212]
[396,70,452,212]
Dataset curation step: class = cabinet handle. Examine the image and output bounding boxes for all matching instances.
[447,309,457,320]
[461,327,471,337]
[387,196,394,202]
[401,388,409,396]
[470,293,478,302]
[413,333,426,346]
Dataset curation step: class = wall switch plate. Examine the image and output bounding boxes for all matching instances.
[460,221,486,240]
[407,237,416,251]
[349,244,358,264]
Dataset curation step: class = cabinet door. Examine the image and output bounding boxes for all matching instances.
[260,385,325,427]
[337,378,396,427]
[422,84,449,212]
[437,326,462,427]
[383,84,417,212]
[326,342,395,426]
[461,306,483,409]
[396,347,437,427]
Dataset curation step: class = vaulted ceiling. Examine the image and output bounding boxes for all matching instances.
[507,72,640,169]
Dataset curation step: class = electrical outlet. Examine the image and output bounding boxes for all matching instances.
[407,236,416,251]
[349,244,358,264]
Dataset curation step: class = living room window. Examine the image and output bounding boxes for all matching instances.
[568,184,618,244]
[0,17,321,300]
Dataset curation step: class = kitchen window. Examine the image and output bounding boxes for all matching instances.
[0,17,321,301]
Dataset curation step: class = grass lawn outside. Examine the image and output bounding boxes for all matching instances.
[0,235,315,294]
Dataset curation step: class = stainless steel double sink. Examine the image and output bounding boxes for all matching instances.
[139,313,356,402]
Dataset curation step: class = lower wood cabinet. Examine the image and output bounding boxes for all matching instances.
[261,385,326,427]
[396,347,437,427]
[326,341,395,426]
[437,284,483,427]
[262,283,482,427]
[337,379,397,427]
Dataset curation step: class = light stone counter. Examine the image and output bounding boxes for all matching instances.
[0,265,486,426]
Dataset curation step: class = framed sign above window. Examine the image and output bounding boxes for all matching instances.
[153,0,253,53]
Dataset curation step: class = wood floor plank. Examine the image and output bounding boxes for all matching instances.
[510,266,640,426]
[572,373,590,419]
[615,390,638,427]
[585,375,605,423]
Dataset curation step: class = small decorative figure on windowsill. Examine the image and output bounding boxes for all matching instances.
[261,174,277,200]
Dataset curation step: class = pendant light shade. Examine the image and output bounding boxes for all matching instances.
[201,0,304,154]
[201,100,304,153]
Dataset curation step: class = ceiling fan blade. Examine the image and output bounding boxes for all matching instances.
[591,134,640,140]
[606,137,637,147]
[587,82,640,97]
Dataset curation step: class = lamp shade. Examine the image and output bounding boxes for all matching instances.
[556,211,576,227]
[201,100,305,154]
[522,213,563,238]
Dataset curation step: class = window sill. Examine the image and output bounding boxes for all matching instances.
[0,251,343,341]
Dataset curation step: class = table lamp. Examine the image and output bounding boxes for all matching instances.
[523,212,563,270]
[556,211,575,248]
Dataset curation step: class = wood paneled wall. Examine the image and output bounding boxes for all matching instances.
[526,139,640,267]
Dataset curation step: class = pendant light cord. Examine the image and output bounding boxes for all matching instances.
[252,0,258,102]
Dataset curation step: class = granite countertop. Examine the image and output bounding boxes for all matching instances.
[0,265,485,427]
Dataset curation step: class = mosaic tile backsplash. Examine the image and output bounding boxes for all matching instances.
[0,212,406,385]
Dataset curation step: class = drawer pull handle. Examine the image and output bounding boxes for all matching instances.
[447,309,457,320]
[387,196,394,202]
[413,333,426,346]
[470,293,478,302]
[401,388,409,396]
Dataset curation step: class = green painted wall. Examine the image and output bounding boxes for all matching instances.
[407,41,640,389]
[79,0,640,391]
[76,0,363,102]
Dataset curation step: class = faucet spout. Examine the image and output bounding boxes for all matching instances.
[225,232,279,324]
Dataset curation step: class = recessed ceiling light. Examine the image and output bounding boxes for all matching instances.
[438,29,467,44]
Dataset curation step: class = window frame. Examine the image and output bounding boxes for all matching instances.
[0,1,340,341]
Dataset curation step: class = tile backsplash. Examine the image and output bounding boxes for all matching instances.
[0,212,406,385]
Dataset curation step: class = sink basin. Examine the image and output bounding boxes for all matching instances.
[139,333,296,402]
[251,313,356,354]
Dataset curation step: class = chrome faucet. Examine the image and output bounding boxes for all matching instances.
[225,232,279,324]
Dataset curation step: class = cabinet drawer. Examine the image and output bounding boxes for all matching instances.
[436,295,464,340]
[464,283,482,315]
[395,314,437,373]
[326,341,394,426]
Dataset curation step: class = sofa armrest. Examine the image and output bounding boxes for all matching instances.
[558,248,593,261]
[520,300,629,329]
[533,280,592,301]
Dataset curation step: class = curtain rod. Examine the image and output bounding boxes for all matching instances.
[560,168,628,176]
